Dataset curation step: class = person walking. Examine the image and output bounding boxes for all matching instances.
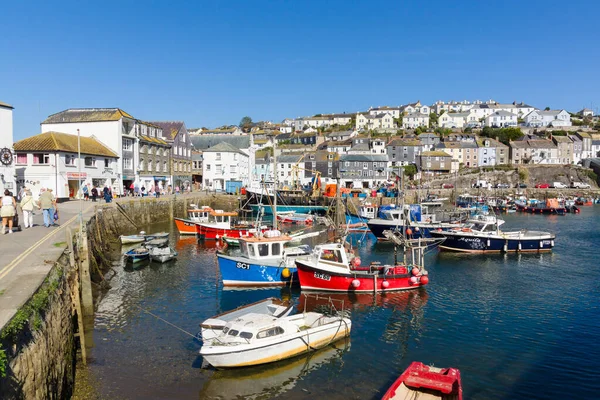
[19,189,35,228]
[37,188,55,228]
[48,189,59,227]
[1,189,17,234]
[82,184,89,201]
[91,185,98,202]
[103,185,112,203]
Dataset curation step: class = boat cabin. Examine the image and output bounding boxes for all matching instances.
[238,231,295,261]
[205,210,238,228]
[379,204,438,224]
[461,215,505,233]
[187,205,213,222]
[359,203,377,219]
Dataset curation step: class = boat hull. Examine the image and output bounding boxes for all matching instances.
[367,221,453,240]
[295,260,426,292]
[217,253,297,287]
[250,204,328,215]
[174,218,199,235]
[196,224,263,241]
[430,231,555,253]
[200,318,351,368]
[120,235,145,244]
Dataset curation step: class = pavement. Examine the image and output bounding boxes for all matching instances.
[0,192,205,331]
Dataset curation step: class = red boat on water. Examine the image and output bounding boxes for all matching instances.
[174,205,214,235]
[195,210,267,240]
[382,362,463,400]
[295,242,429,293]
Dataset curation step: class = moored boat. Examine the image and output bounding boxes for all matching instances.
[196,210,266,241]
[174,205,214,235]
[143,238,169,248]
[200,297,294,340]
[199,311,351,368]
[382,361,463,400]
[149,247,178,263]
[125,247,150,263]
[120,234,145,244]
[277,212,314,225]
[216,230,311,287]
[295,242,429,293]
[430,214,556,253]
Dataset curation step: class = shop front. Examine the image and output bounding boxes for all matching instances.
[173,175,191,191]
[67,172,87,198]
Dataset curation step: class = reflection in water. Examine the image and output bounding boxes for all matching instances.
[199,337,350,400]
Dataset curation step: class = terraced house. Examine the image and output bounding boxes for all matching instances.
[150,121,192,189]
[136,121,171,192]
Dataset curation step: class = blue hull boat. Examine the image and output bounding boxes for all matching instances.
[125,248,150,263]
[216,253,298,287]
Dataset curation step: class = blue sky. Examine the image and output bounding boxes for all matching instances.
[2,0,599,140]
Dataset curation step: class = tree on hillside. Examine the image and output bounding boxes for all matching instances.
[481,127,523,145]
[403,164,417,180]
[544,107,551,111]
[429,112,438,127]
[240,116,253,132]
[394,116,403,128]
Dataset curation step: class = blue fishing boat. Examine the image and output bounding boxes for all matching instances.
[429,214,556,253]
[125,247,150,263]
[216,230,310,287]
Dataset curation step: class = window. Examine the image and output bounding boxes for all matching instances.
[233,153,238,161]
[65,155,76,165]
[216,164,222,174]
[328,162,332,167]
[123,158,132,169]
[104,159,110,168]
[440,162,445,168]
[164,161,168,172]
[33,153,50,165]
[216,153,221,161]
[156,161,160,172]
[363,163,368,169]
[328,168,332,175]
[123,139,132,151]
[239,332,253,340]
[272,243,281,256]
[206,164,211,171]
[230,165,236,173]
[258,244,269,256]
[257,326,284,339]
[16,153,27,165]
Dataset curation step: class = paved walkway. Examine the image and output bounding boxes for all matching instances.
[0,192,206,330]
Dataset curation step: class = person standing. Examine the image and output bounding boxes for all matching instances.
[103,185,112,203]
[91,185,98,202]
[1,189,17,234]
[47,189,59,227]
[37,188,55,228]
[82,184,89,201]
[19,189,35,228]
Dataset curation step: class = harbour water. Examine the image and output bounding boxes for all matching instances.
[75,207,600,399]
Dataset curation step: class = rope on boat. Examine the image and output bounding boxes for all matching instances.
[133,304,199,339]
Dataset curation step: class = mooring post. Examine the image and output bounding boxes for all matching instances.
[79,227,94,317]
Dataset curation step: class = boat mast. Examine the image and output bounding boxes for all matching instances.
[273,141,278,230]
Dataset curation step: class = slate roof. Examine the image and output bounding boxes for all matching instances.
[510,140,557,149]
[326,130,353,138]
[139,135,169,145]
[421,151,452,157]
[0,101,13,109]
[14,131,118,157]
[487,110,517,117]
[149,121,185,140]
[276,153,305,163]
[387,138,421,147]
[191,135,250,150]
[43,108,134,124]
[340,154,388,162]
[203,141,248,155]
[191,151,203,161]
[349,143,371,152]
[552,136,572,143]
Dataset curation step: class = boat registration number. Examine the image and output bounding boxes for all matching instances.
[314,272,331,281]
[236,262,250,270]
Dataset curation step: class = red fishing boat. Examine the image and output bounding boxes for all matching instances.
[195,210,267,240]
[295,242,429,293]
[382,362,463,400]
[174,205,213,235]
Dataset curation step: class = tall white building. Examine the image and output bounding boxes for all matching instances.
[202,142,249,190]
[0,101,16,193]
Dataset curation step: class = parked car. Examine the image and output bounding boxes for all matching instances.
[495,183,510,189]
[571,182,591,189]
[535,183,550,189]
[442,183,454,189]
[551,182,568,189]
[515,183,528,188]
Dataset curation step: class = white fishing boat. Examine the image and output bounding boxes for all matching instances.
[200,311,351,368]
[200,297,294,340]
[120,234,146,244]
[149,247,178,263]
[144,238,169,248]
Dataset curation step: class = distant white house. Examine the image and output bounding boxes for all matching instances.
[578,108,594,117]
[202,142,249,190]
[484,111,518,128]
[0,100,16,193]
[438,111,478,129]
[402,113,430,129]
[524,110,571,127]
[356,112,395,130]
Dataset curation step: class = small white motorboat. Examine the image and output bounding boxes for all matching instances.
[145,231,169,240]
[200,297,294,341]
[120,234,145,244]
[199,311,351,368]
[144,238,169,248]
[149,247,178,263]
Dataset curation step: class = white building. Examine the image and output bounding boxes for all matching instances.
[438,111,478,129]
[41,108,139,194]
[369,106,402,119]
[0,101,16,193]
[524,109,572,127]
[13,131,119,199]
[356,112,395,130]
[402,113,430,129]
[201,141,249,190]
[484,111,518,127]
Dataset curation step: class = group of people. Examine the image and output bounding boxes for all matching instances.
[0,187,60,233]
[81,184,114,203]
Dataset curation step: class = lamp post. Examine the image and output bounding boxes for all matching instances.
[77,129,83,233]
